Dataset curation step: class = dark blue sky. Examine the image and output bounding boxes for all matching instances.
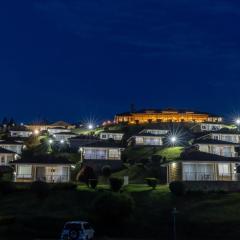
[1,0,240,122]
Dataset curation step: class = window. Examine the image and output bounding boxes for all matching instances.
[1,156,5,164]
[213,135,219,140]
[18,165,32,178]
[6,155,13,163]
[136,137,144,144]
[218,164,230,176]
[109,149,119,159]
[101,134,107,139]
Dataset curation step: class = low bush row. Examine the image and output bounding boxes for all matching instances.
[169,181,240,195]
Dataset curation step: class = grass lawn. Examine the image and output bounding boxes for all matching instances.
[155,146,184,161]
[1,184,240,239]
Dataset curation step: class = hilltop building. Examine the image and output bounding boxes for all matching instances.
[115,108,222,124]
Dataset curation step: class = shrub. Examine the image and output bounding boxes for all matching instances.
[78,166,96,187]
[109,177,124,192]
[102,165,112,178]
[145,178,158,189]
[0,181,15,194]
[169,181,186,196]
[92,192,135,225]
[31,181,50,199]
[89,179,98,189]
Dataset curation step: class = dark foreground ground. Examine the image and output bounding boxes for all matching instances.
[1,184,240,240]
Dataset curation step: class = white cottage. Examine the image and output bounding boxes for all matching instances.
[12,158,72,183]
[199,122,226,132]
[140,128,170,135]
[10,130,33,138]
[100,132,124,141]
[164,151,240,182]
[48,127,71,135]
[0,147,18,166]
[132,133,164,146]
[0,140,24,155]
[82,142,124,160]
[53,132,77,143]
[209,132,240,144]
[194,139,238,158]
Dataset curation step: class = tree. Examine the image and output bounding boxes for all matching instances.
[78,166,96,186]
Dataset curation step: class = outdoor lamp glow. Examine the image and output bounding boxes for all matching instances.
[236,119,240,125]
[170,136,177,143]
[49,139,53,144]
[34,129,39,135]
[88,124,93,130]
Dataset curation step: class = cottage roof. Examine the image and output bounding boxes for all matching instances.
[83,141,123,148]
[194,139,238,145]
[11,156,71,165]
[180,150,240,162]
[0,147,16,154]
[0,140,23,145]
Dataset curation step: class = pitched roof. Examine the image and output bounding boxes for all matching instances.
[134,132,166,137]
[51,121,72,126]
[194,139,238,145]
[180,150,240,162]
[0,147,16,154]
[11,156,71,165]
[0,140,23,145]
[100,130,124,134]
[10,126,31,132]
[54,132,77,135]
[69,135,99,140]
[116,108,221,118]
[83,141,124,148]
[209,129,240,134]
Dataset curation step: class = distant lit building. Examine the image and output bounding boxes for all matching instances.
[115,108,222,124]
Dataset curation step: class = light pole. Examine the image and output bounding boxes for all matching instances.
[170,136,177,146]
[172,208,179,240]
[236,119,240,132]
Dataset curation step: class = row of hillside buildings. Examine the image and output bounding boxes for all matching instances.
[114,108,222,124]
[0,108,239,185]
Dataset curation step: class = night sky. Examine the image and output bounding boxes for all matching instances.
[1,0,240,123]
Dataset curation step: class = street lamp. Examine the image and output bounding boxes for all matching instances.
[60,139,65,144]
[172,208,179,240]
[88,124,93,130]
[49,139,53,144]
[236,118,240,131]
[34,129,39,136]
[170,136,177,145]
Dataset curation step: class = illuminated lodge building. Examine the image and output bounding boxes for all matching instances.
[115,109,222,124]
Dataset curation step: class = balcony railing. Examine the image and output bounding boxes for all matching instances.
[183,172,240,181]
[84,154,120,160]
[16,174,69,183]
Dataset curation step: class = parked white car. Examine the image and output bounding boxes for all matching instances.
[60,221,95,240]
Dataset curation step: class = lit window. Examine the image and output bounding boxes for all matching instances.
[218,164,230,176]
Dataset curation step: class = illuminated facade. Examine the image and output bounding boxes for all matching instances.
[115,109,222,124]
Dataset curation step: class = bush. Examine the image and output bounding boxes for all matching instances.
[169,181,186,196]
[0,181,15,194]
[109,177,124,192]
[102,165,112,178]
[92,192,135,225]
[89,179,98,189]
[31,181,50,199]
[78,166,96,187]
[145,178,158,189]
